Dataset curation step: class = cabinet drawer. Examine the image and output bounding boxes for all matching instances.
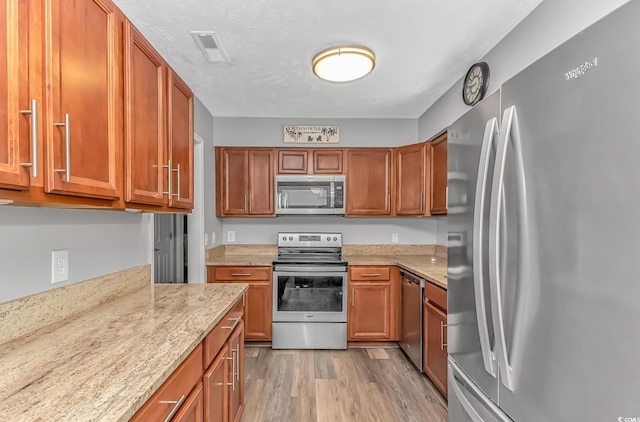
[212,266,271,281]
[425,281,447,311]
[131,344,203,421]
[203,299,244,368]
[350,266,391,281]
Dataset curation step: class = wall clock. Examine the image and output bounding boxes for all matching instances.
[462,62,490,106]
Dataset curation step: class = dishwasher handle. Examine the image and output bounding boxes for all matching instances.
[400,270,425,288]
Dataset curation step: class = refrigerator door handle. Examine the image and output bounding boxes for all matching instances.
[449,365,484,422]
[490,105,530,392]
[472,117,499,378]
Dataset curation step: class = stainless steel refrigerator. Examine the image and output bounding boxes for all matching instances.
[447,1,640,420]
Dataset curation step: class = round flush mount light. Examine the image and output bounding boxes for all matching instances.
[312,46,375,82]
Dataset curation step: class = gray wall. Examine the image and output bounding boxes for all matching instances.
[418,0,631,141]
[0,207,150,303]
[194,97,223,247]
[418,0,631,245]
[222,216,437,245]
[214,117,418,148]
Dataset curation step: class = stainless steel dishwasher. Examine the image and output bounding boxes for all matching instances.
[399,269,425,371]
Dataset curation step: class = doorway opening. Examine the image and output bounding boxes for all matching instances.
[153,214,185,284]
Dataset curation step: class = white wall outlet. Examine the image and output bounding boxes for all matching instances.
[392,233,399,243]
[227,230,236,242]
[204,233,209,246]
[211,232,216,245]
[51,250,69,284]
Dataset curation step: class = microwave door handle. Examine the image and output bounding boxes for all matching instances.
[278,192,282,209]
[330,182,335,208]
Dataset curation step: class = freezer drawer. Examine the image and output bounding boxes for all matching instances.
[448,359,512,422]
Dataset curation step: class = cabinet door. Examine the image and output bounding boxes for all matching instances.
[218,148,248,216]
[167,68,194,209]
[0,0,31,190]
[348,282,391,340]
[203,345,228,422]
[430,133,447,215]
[424,299,448,397]
[46,0,122,199]
[346,149,393,216]
[173,383,204,422]
[396,143,426,215]
[312,149,343,174]
[124,21,165,206]
[244,283,272,340]
[228,321,244,422]
[277,149,308,174]
[247,149,274,215]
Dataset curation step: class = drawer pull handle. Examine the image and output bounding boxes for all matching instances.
[360,274,381,277]
[160,394,186,422]
[222,316,241,330]
[231,273,252,276]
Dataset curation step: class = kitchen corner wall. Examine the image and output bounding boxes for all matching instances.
[0,207,150,303]
[211,116,445,245]
[417,0,631,248]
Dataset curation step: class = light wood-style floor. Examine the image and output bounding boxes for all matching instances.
[240,346,447,422]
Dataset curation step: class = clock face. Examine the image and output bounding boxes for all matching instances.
[463,62,490,106]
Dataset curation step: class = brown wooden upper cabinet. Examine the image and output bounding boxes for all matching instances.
[345,148,394,216]
[45,0,123,200]
[0,0,32,191]
[277,149,343,174]
[396,142,430,216]
[124,22,194,211]
[216,147,275,217]
[429,133,447,214]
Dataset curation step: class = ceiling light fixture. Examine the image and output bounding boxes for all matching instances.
[312,46,375,82]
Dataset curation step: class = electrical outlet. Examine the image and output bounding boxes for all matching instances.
[211,232,216,245]
[227,230,236,242]
[204,233,209,246]
[51,250,69,284]
[392,233,399,243]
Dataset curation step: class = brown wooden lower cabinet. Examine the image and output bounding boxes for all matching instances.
[348,266,399,341]
[423,282,448,398]
[131,297,245,422]
[208,266,272,341]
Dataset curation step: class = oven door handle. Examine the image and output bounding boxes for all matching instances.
[273,267,348,274]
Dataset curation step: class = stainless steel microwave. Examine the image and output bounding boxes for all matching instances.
[275,175,346,215]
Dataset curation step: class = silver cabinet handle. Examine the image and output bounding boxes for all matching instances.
[244,194,248,211]
[360,274,381,277]
[231,273,252,277]
[222,316,241,330]
[174,163,181,200]
[162,159,173,197]
[227,349,237,391]
[233,345,240,381]
[472,117,499,378]
[386,194,390,212]
[160,394,186,422]
[440,321,448,350]
[351,287,354,307]
[249,195,252,212]
[54,113,71,182]
[20,99,38,177]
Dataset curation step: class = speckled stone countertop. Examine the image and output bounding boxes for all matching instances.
[0,281,248,422]
[205,244,447,289]
[346,255,447,289]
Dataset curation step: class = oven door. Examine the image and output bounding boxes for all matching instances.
[272,270,347,322]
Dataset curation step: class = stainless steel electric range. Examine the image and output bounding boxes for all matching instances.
[272,232,348,349]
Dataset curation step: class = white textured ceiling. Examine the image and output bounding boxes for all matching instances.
[113,0,542,118]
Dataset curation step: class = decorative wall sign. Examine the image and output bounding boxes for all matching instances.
[283,126,340,143]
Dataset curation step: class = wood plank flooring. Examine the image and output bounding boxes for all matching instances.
[241,346,447,422]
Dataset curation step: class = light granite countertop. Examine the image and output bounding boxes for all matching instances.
[0,282,248,422]
[346,255,447,289]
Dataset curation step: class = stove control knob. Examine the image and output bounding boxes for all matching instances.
[327,236,331,241]
[333,237,337,241]
[282,236,286,241]
[289,236,293,241]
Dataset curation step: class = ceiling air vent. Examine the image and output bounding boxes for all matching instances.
[191,31,229,63]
